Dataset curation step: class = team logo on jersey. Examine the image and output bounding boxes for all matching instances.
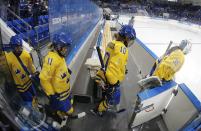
[15,69,21,74]
[61,73,67,79]
[21,74,26,79]
[66,78,70,83]
[173,59,179,66]
[48,58,53,65]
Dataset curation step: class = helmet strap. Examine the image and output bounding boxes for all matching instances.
[124,41,128,47]
[124,37,133,47]
[13,49,22,56]
[55,46,67,57]
[13,46,23,56]
[117,34,127,43]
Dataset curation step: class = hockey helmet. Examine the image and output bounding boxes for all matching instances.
[118,25,136,40]
[52,33,72,48]
[179,39,192,54]
[10,35,23,48]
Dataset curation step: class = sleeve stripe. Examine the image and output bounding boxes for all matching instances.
[48,58,53,65]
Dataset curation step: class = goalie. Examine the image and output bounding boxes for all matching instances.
[151,39,192,81]
[138,40,192,89]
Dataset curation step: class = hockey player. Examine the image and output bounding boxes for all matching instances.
[39,33,73,118]
[150,39,192,82]
[5,35,37,108]
[91,25,136,116]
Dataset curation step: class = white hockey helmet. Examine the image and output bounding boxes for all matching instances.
[179,39,192,54]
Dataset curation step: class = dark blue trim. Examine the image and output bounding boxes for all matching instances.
[138,81,177,101]
[196,123,201,130]
[183,115,201,131]
[135,38,158,60]
[179,83,201,112]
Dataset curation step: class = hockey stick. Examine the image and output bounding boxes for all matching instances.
[149,40,173,76]
[68,112,86,119]
[114,108,126,113]
[96,46,105,70]
[44,111,86,130]
[163,40,173,57]
[44,104,86,121]
[89,108,126,116]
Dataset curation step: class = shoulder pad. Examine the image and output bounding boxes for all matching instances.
[107,42,115,49]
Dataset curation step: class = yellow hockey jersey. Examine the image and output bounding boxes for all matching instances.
[103,40,128,85]
[5,50,36,92]
[153,49,185,81]
[39,51,71,99]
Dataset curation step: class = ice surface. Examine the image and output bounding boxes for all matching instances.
[119,16,201,101]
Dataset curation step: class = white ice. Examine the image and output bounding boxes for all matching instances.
[119,15,201,101]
